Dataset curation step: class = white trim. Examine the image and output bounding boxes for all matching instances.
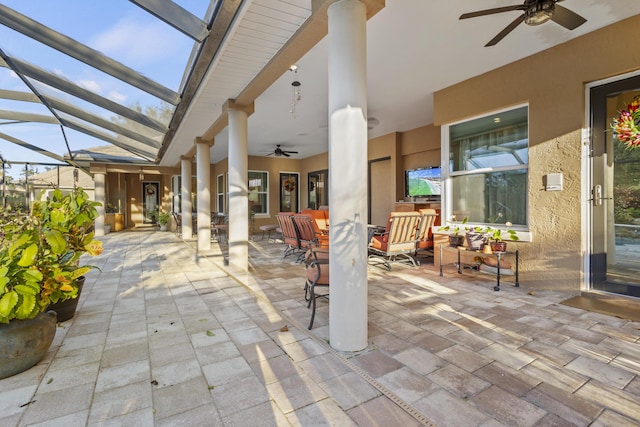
[440,103,530,230]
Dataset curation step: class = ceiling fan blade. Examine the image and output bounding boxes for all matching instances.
[460,5,525,20]
[551,4,586,30]
[486,14,526,46]
[284,151,299,154]
[283,152,290,157]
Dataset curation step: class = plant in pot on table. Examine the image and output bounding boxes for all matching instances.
[0,188,103,379]
[438,216,468,247]
[484,221,519,253]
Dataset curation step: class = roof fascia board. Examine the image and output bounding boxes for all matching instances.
[157,0,242,161]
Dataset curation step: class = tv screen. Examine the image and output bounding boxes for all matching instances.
[405,167,441,197]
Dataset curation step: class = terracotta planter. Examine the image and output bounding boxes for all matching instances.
[490,241,508,253]
[48,276,85,322]
[0,311,57,379]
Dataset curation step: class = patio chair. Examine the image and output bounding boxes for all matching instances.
[293,214,329,250]
[173,213,182,236]
[211,213,228,242]
[368,211,421,270]
[276,212,302,259]
[415,208,438,258]
[304,248,329,329]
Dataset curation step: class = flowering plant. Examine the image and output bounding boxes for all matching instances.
[612,96,640,150]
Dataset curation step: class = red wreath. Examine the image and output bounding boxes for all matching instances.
[284,179,296,192]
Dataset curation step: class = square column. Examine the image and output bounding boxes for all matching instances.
[196,138,213,251]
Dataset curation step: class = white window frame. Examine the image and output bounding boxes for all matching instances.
[248,170,269,217]
[441,103,530,234]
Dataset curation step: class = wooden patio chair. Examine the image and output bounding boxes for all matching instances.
[368,211,421,270]
[276,212,302,259]
[415,208,438,258]
[303,248,329,329]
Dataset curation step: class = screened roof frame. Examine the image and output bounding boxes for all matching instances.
[0,1,221,172]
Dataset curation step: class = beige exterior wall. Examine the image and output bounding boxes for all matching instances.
[433,15,640,290]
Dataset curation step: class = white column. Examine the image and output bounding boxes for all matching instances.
[94,172,106,237]
[181,156,193,239]
[228,108,249,271]
[328,0,368,352]
[196,138,212,251]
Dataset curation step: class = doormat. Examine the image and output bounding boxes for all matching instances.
[560,293,640,322]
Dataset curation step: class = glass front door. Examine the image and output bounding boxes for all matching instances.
[590,76,640,296]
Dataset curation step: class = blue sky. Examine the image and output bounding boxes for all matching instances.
[0,1,206,177]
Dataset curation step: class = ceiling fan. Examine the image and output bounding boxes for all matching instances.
[460,0,587,47]
[266,144,298,157]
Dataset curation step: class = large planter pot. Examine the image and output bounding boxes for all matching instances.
[465,232,488,251]
[0,311,57,380]
[48,276,85,322]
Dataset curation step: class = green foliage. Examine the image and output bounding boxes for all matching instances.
[484,222,519,242]
[0,188,103,323]
[438,217,469,237]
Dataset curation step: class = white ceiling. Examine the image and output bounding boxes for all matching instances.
[161,0,640,166]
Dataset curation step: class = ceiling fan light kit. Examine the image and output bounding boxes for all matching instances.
[460,0,587,47]
[524,1,554,25]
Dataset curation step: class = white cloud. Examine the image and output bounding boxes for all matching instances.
[78,79,102,94]
[109,91,127,103]
[91,18,182,66]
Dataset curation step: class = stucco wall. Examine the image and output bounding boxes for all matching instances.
[433,15,640,290]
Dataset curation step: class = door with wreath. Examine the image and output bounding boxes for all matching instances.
[142,182,159,224]
[279,173,299,213]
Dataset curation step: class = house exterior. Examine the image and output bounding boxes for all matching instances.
[3,2,638,351]
[88,11,640,299]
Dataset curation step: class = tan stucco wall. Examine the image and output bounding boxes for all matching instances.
[433,15,640,290]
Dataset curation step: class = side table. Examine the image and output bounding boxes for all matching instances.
[439,244,519,291]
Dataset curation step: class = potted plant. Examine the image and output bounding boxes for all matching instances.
[484,221,519,253]
[438,216,468,247]
[465,225,488,251]
[0,188,103,379]
[153,209,172,231]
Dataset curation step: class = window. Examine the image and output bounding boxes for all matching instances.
[216,174,225,213]
[308,170,328,210]
[248,171,268,215]
[445,106,528,227]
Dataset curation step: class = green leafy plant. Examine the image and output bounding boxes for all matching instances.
[438,216,469,237]
[157,210,172,226]
[0,188,103,323]
[484,221,519,242]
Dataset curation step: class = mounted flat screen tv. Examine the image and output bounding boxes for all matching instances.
[405,167,441,198]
